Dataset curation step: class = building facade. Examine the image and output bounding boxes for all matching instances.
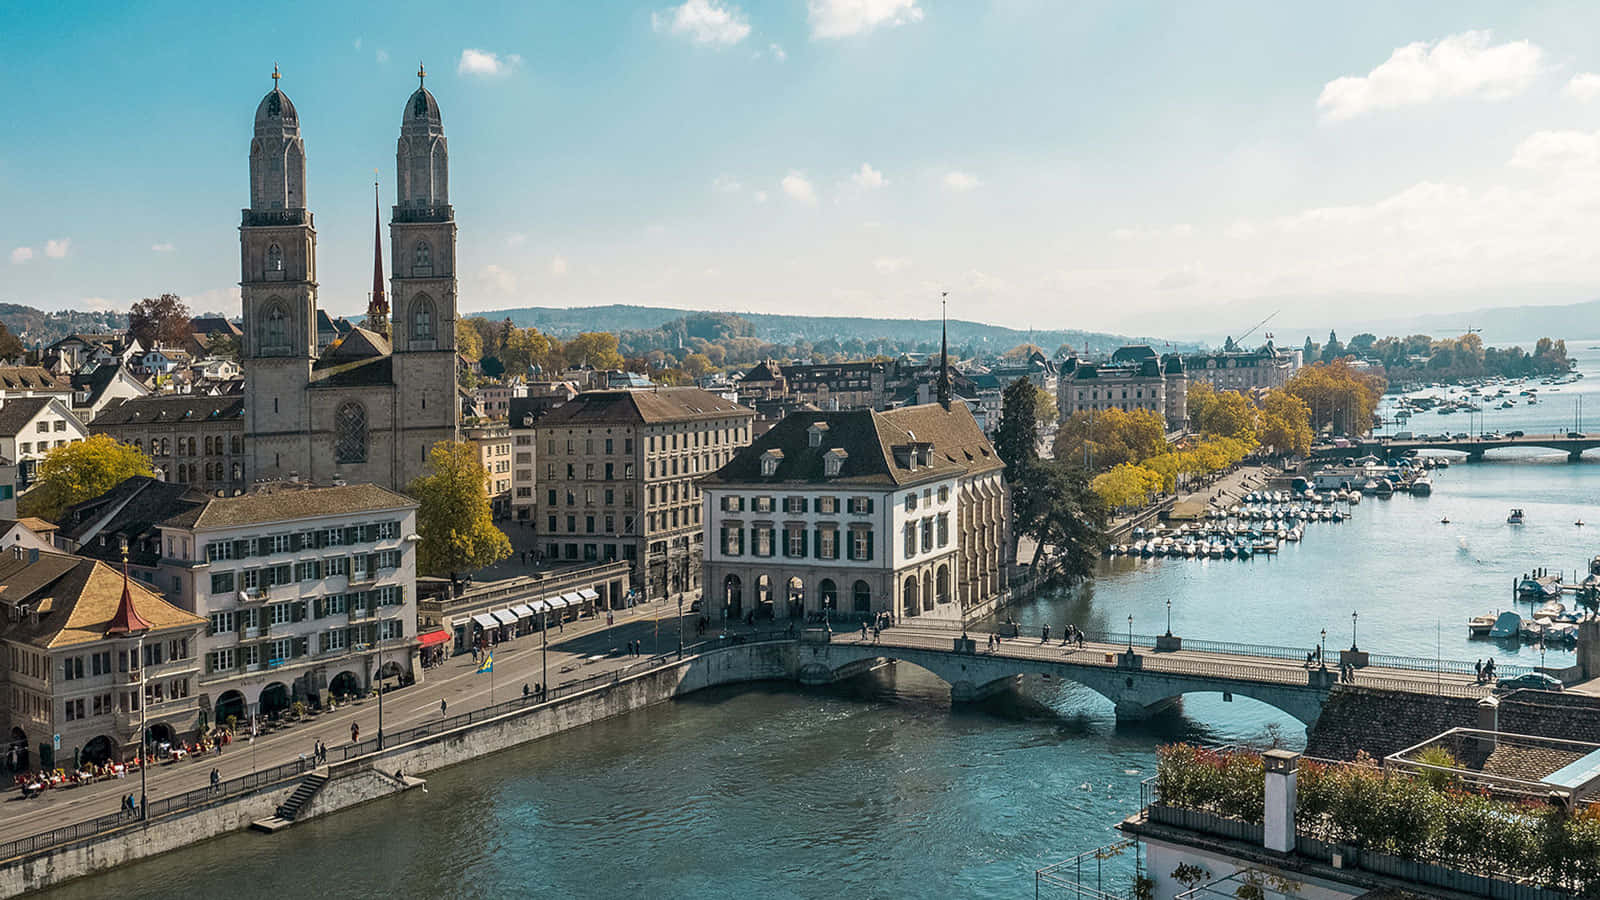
[0,397,90,488]
[239,70,457,492]
[700,402,1008,624]
[0,549,205,768]
[91,396,246,496]
[1057,346,1188,431]
[153,483,419,726]
[1182,341,1300,393]
[465,422,512,519]
[533,388,754,602]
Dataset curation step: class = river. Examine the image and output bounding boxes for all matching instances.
[41,342,1600,900]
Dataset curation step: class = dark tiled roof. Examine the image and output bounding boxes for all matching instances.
[189,316,242,337]
[0,366,69,392]
[93,395,244,426]
[0,550,203,648]
[310,354,394,388]
[536,388,752,427]
[0,397,55,436]
[58,476,209,547]
[743,361,781,382]
[703,401,1002,488]
[160,483,416,531]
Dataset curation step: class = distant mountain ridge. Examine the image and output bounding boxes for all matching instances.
[474,304,1203,355]
[0,302,126,346]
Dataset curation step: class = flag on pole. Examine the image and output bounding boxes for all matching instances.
[476,649,493,674]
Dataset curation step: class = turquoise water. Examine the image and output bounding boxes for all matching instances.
[40,347,1600,900]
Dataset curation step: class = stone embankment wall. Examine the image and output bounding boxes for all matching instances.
[0,641,798,898]
[1307,685,1600,761]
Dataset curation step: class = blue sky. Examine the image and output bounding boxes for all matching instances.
[8,1,1600,334]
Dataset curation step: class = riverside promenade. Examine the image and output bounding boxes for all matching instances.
[0,599,698,846]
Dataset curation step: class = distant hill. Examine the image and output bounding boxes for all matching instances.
[0,303,126,347]
[473,304,1201,356]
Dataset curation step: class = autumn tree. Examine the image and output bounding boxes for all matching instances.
[1002,343,1044,361]
[501,327,554,376]
[19,435,154,521]
[561,332,624,370]
[407,440,512,581]
[1052,407,1167,472]
[681,352,716,379]
[1286,360,1386,435]
[1033,385,1059,426]
[1256,390,1312,457]
[1195,390,1258,443]
[1091,462,1164,510]
[0,322,23,360]
[129,293,191,348]
[455,320,483,361]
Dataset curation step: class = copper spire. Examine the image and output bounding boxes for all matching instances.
[106,549,152,637]
[366,175,390,337]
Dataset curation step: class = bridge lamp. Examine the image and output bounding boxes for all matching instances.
[1165,599,1172,637]
[1128,614,1134,651]
[1320,629,1326,661]
[1351,611,1358,651]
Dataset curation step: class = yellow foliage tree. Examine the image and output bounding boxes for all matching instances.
[408,441,512,579]
[1256,390,1313,457]
[20,435,154,521]
[1286,360,1386,435]
[1053,407,1167,471]
[455,320,483,361]
[1091,463,1164,510]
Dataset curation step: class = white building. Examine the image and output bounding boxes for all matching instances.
[153,483,420,725]
[0,397,91,487]
[701,401,1008,624]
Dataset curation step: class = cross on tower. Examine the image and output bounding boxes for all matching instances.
[418,63,426,88]
[272,63,280,84]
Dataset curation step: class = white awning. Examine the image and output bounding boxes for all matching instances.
[578,588,600,601]
[561,591,585,607]
[490,610,519,627]
[470,613,498,629]
[544,596,568,609]
[510,604,535,619]
[527,599,549,613]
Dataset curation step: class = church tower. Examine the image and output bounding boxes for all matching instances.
[390,65,460,485]
[241,66,316,483]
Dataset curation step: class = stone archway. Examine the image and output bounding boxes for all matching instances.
[902,575,919,617]
[146,722,176,746]
[214,690,246,730]
[329,670,362,701]
[259,682,291,716]
[787,576,805,619]
[723,574,743,619]
[852,580,871,614]
[81,735,117,765]
[818,578,838,612]
[921,571,933,611]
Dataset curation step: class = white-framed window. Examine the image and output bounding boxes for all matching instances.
[210,611,234,634]
[268,603,294,626]
[325,556,348,577]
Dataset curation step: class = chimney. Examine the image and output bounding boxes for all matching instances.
[1262,749,1298,853]
[1474,696,1500,752]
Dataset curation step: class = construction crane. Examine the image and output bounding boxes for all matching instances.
[1235,309,1280,346]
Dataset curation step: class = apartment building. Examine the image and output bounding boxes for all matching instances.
[465,422,513,520]
[92,396,246,496]
[0,397,90,488]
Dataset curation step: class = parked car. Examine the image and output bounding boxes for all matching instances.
[1452,433,1468,440]
[1494,672,1564,694]
[1507,430,1526,437]
[1569,431,1587,439]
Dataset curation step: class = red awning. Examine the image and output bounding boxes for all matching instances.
[416,630,451,647]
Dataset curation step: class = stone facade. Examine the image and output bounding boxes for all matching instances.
[1183,342,1300,393]
[1057,346,1189,431]
[91,397,246,497]
[239,73,457,493]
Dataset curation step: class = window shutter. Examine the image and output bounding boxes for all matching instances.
[866,499,875,514]
[292,602,305,623]
[865,530,874,561]
[314,597,324,619]
[367,553,378,575]
[315,530,327,548]
[719,526,728,554]
[800,498,809,514]
[294,637,308,658]
[290,533,302,552]
[233,539,248,559]
[814,528,822,559]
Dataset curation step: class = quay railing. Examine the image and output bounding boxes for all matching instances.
[0,631,795,864]
[1035,838,1140,900]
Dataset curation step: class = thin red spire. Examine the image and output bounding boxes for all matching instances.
[106,558,152,636]
[366,177,389,335]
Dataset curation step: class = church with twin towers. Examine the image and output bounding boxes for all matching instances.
[239,66,459,492]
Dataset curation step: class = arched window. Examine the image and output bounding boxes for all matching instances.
[903,576,919,617]
[921,571,933,611]
[414,241,432,269]
[261,303,289,354]
[936,565,950,606]
[335,402,368,464]
[818,578,837,610]
[411,297,435,342]
[852,580,871,613]
[266,243,283,273]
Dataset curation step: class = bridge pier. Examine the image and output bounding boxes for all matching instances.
[1114,696,1180,721]
[1466,448,1485,462]
[1571,449,1587,463]
[950,675,1021,703]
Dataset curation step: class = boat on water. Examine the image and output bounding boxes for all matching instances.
[1410,476,1432,496]
[1507,508,1525,525]
[1468,614,1497,637]
[1488,611,1523,639]
[1517,573,1563,599]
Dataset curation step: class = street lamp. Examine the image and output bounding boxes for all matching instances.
[1351,611,1359,651]
[1127,614,1134,651]
[1320,628,1326,665]
[677,593,684,659]
[1165,599,1172,637]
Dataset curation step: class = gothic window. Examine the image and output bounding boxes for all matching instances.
[266,244,283,273]
[411,297,435,342]
[261,303,290,354]
[335,402,368,464]
[414,241,431,269]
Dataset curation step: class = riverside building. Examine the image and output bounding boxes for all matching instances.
[699,398,1007,624]
[152,483,420,726]
[1057,345,1188,431]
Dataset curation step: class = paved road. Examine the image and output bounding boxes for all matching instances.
[0,600,702,844]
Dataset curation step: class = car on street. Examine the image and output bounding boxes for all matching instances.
[1569,431,1587,439]
[1494,672,1564,694]
[1507,430,1526,438]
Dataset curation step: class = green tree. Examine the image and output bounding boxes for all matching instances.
[204,331,240,362]
[1032,385,1058,426]
[994,377,1040,474]
[19,435,154,521]
[501,327,553,376]
[1012,460,1106,582]
[408,441,512,580]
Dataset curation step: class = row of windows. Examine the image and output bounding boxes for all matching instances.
[720,524,874,561]
[132,435,243,457]
[904,486,951,511]
[204,521,402,562]
[546,461,636,482]
[902,515,952,557]
[547,486,636,508]
[205,619,402,674]
[720,495,876,516]
[547,436,635,456]
[34,419,69,434]
[16,438,76,456]
[207,587,403,635]
[549,513,637,535]
[209,550,399,593]
[543,542,641,564]
[57,640,189,682]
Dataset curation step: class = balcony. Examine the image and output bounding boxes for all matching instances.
[391,203,452,223]
[241,208,311,227]
[243,626,264,640]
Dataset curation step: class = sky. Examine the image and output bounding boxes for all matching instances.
[9,1,1600,336]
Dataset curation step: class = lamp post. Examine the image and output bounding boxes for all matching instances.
[1351,611,1359,651]
[137,633,148,820]
[1165,599,1172,637]
[1320,628,1326,665]
[677,593,684,659]
[111,539,152,821]
[541,607,549,698]
[1127,615,1134,651]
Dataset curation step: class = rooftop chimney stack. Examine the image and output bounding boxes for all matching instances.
[1263,749,1298,854]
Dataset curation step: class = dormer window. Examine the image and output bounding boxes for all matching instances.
[824,448,847,478]
[807,422,828,448]
[760,448,783,477]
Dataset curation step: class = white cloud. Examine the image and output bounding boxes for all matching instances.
[768,43,786,62]
[652,0,751,47]
[550,256,569,277]
[1157,267,1201,291]
[44,239,70,258]
[151,242,175,252]
[712,174,743,193]
[1317,31,1542,122]
[873,256,910,274]
[851,162,887,190]
[1566,73,1600,102]
[188,287,241,311]
[1224,221,1259,241]
[80,297,116,312]
[1509,129,1600,170]
[376,49,390,64]
[10,247,33,264]
[942,171,981,192]
[808,0,923,39]
[458,48,523,77]
[478,264,518,295]
[781,172,818,205]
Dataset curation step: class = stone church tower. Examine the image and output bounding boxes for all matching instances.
[239,68,459,492]
[240,66,316,480]
[390,66,460,487]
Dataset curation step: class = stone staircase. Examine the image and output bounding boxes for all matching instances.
[250,770,328,832]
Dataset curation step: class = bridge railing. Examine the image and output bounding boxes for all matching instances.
[1365,653,1531,680]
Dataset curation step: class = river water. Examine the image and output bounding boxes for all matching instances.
[42,343,1600,900]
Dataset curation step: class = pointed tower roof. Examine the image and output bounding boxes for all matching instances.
[104,560,152,636]
[937,292,952,410]
[365,179,390,336]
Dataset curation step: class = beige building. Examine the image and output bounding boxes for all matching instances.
[1057,346,1189,431]
[0,549,205,768]
[465,422,512,519]
[91,396,246,496]
[700,401,1007,624]
[239,70,458,492]
[533,388,754,602]
[1182,342,1300,393]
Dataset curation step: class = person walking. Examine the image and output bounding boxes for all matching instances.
[440,698,448,717]
[523,683,530,699]
[351,723,360,744]
[1474,659,1483,683]
[210,767,220,794]
[1042,624,1050,644]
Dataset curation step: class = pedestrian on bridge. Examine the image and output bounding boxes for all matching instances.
[1041,624,1050,644]
[1474,659,1483,683]
[351,723,360,744]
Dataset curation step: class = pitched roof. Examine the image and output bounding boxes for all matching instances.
[160,483,416,531]
[92,395,244,426]
[189,316,242,337]
[536,388,752,427]
[0,366,70,392]
[0,397,56,436]
[310,353,394,388]
[0,550,203,648]
[703,401,1003,488]
[322,326,391,361]
[57,476,209,550]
